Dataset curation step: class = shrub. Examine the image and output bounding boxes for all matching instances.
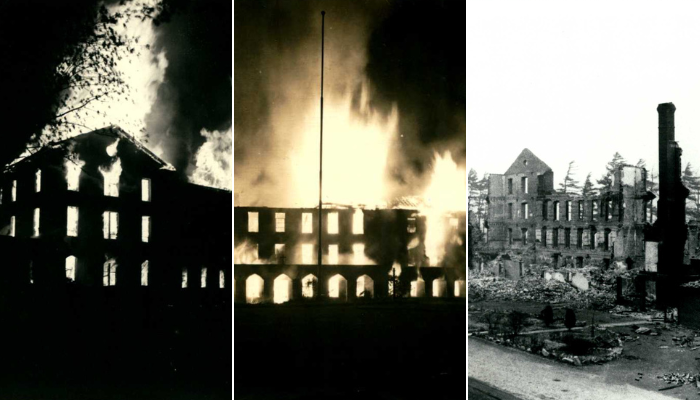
[565,308,577,331]
[540,304,554,326]
[481,310,503,335]
[507,310,529,338]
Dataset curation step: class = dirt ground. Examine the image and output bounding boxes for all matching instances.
[469,299,700,399]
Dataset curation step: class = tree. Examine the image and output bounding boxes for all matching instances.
[564,308,577,331]
[3,1,163,167]
[597,153,626,191]
[581,172,596,197]
[682,163,700,221]
[468,169,489,236]
[559,161,581,194]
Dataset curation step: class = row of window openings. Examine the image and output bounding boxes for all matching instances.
[507,200,630,222]
[247,213,451,235]
[507,177,529,195]
[248,211,365,234]
[246,243,367,264]
[8,208,151,242]
[0,171,152,203]
[61,258,225,289]
[507,228,613,250]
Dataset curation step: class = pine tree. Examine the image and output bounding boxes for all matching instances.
[559,161,581,194]
[597,152,626,191]
[581,172,596,197]
[682,163,700,221]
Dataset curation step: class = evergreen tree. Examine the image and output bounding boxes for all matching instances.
[559,160,581,194]
[581,172,596,197]
[597,152,626,191]
[682,163,700,221]
[467,169,490,239]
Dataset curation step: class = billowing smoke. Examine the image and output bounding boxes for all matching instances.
[190,127,232,190]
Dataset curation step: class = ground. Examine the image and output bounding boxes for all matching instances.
[234,299,466,400]
[469,299,700,398]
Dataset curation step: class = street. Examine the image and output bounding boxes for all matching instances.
[469,337,677,400]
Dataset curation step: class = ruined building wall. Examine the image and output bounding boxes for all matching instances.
[484,151,649,269]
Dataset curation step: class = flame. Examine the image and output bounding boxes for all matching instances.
[422,151,466,266]
[65,153,85,191]
[190,127,232,190]
[99,139,122,197]
[281,81,397,208]
[234,240,262,265]
[106,139,120,157]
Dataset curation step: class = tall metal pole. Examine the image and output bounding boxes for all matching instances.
[317,11,325,292]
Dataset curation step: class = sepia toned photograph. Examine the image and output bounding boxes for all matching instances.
[234,0,466,399]
[0,1,231,399]
[468,2,700,399]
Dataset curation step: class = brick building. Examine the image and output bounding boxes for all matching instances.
[483,149,653,269]
[0,126,231,297]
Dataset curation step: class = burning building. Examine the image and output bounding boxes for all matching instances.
[482,149,652,270]
[233,206,466,303]
[0,126,231,296]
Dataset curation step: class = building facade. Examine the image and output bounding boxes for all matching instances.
[0,127,231,299]
[483,149,653,269]
[233,206,467,303]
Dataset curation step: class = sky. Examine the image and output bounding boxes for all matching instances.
[467,2,700,185]
[234,0,466,207]
[0,0,231,188]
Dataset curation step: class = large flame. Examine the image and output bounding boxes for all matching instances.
[190,127,232,190]
[99,140,122,197]
[278,82,397,208]
[422,151,466,266]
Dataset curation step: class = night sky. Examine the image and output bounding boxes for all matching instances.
[0,0,231,179]
[234,0,465,206]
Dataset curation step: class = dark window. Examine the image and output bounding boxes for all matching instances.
[541,227,547,247]
[507,228,513,245]
[590,227,597,248]
[604,229,611,251]
[542,200,549,220]
[577,228,583,249]
[522,228,528,245]
[508,179,513,195]
[508,203,513,219]
[553,228,559,247]
[565,228,571,248]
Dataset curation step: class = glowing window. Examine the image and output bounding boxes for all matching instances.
[328,212,339,234]
[11,180,16,202]
[219,270,225,289]
[329,244,339,265]
[275,213,285,232]
[141,261,149,286]
[35,170,41,193]
[32,208,40,237]
[142,216,151,243]
[103,211,118,240]
[353,210,364,234]
[302,213,313,233]
[353,243,365,263]
[201,267,208,288]
[66,256,76,282]
[302,244,314,264]
[141,179,151,202]
[275,244,285,263]
[407,217,417,233]
[103,259,117,287]
[101,160,121,197]
[182,268,188,289]
[0,187,3,204]
[66,158,83,191]
[302,275,317,298]
[9,216,15,237]
[248,212,259,233]
[246,274,264,303]
[67,206,79,237]
[273,275,292,304]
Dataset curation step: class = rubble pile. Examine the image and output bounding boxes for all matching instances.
[657,372,699,386]
[469,275,616,309]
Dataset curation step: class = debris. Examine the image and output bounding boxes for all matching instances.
[635,327,652,335]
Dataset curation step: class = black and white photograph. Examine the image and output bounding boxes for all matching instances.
[468,2,700,399]
[0,1,231,399]
[234,0,466,399]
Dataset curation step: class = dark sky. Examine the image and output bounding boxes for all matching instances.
[0,0,232,176]
[234,0,465,206]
